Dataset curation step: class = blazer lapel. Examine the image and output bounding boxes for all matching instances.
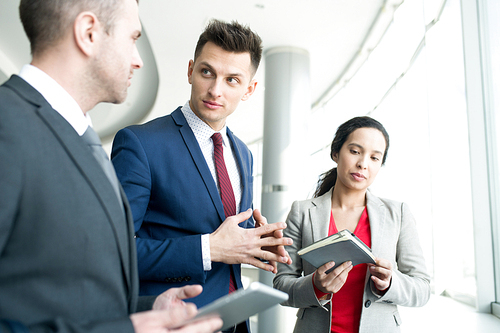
[226,128,250,211]
[172,109,227,222]
[366,190,386,255]
[309,188,333,242]
[9,76,133,294]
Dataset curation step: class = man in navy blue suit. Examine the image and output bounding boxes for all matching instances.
[111,19,293,332]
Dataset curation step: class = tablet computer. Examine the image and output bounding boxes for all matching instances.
[187,282,288,331]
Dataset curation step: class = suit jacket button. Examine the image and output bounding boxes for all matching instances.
[364,300,371,308]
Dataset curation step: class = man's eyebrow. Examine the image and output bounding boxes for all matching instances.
[199,61,244,77]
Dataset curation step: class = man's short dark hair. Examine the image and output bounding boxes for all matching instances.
[19,0,137,56]
[194,19,263,75]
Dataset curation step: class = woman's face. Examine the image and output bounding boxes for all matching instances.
[333,127,386,192]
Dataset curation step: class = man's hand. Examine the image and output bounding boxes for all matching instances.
[131,285,223,333]
[152,285,203,311]
[253,209,292,273]
[313,261,353,294]
[209,209,293,272]
[130,305,222,333]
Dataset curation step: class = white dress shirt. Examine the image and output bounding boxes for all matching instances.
[181,101,243,271]
[18,64,93,135]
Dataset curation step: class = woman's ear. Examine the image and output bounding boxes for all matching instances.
[332,152,339,163]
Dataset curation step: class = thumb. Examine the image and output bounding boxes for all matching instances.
[228,208,252,225]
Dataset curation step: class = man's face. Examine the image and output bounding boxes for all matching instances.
[187,42,257,131]
[92,0,143,104]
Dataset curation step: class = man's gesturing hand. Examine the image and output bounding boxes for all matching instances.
[253,208,292,273]
[209,209,293,272]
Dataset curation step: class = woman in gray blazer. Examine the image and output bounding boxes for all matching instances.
[274,117,430,333]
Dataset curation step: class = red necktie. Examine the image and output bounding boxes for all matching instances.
[212,132,237,293]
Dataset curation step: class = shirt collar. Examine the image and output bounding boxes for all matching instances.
[181,101,229,146]
[19,64,92,136]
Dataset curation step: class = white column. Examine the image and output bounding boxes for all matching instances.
[257,47,310,333]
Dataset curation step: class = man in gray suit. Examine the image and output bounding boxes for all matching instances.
[0,0,222,332]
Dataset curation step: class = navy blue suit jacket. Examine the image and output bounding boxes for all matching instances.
[111,107,254,309]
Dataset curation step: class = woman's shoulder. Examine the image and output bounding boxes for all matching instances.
[291,190,331,209]
[367,190,408,210]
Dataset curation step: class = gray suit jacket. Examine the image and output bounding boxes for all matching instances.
[273,188,430,333]
[0,75,142,332]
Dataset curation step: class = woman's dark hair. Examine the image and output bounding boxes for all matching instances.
[314,116,390,198]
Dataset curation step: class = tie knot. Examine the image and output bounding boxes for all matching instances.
[81,126,102,147]
[211,132,223,146]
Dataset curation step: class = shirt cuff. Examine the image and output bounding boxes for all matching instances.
[201,234,212,271]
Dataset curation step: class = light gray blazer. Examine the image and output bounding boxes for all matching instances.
[273,188,430,333]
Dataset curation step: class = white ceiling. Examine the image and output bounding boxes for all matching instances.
[0,0,403,145]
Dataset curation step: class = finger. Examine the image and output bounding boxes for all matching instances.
[253,221,287,236]
[374,257,392,270]
[317,261,336,275]
[262,244,289,260]
[268,259,278,273]
[225,209,253,225]
[246,257,276,272]
[331,265,353,293]
[176,316,223,333]
[369,265,391,279]
[174,285,203,300]
[330,261,352,276]
[161,303,198,327]
[273,229,283,238]
[253,250,289,266]
[253,209,267,227]
[371,275,390,290]
[257,235,293,248]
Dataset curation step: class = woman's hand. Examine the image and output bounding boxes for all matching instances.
[313,261,353,294]
[368,258,392,294]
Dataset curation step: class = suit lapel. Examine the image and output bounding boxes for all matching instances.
[366,190,386,255]
[172,109,227,222]
[7,76,133,294]
[226,128,250,213]
[309,188,333,242]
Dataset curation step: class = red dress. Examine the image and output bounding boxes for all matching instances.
[313,208,371,333]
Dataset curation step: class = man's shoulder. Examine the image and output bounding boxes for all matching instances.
[0,76,43,128]
[226,128,250,151]
[120,107,183,135]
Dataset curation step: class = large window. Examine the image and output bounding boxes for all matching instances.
[307,0,477,307]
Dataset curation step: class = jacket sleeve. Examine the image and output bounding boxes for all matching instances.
[372,202,431,307]
[111,127,207,284]
[273,201,328,310]
[1,317,134,333]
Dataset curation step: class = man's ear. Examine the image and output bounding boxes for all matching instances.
[73,11,100,56]
[241,79,257,101]
[187,60,194,84]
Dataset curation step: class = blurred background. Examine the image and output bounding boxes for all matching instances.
[1,0,500,331]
